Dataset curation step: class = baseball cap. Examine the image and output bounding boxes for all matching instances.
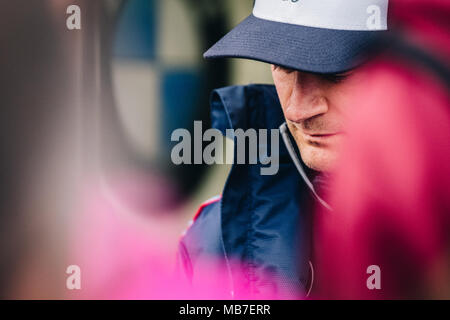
[204,0,389,74]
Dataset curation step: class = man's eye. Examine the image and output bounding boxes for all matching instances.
[321,72,352,84]
[274,65,295,74]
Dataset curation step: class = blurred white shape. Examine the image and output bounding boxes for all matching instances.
[112,60,160,161]
[158,0,201,67]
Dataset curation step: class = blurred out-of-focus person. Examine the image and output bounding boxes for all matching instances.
[314,0,450,299]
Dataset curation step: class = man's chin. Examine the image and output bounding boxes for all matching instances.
[299,146,338,173]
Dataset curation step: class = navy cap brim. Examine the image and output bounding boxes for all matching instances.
[204,14,384,74]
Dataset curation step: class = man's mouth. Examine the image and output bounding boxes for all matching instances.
[307,133,340,137]
[289,121,344,142]
[303,133,343,142]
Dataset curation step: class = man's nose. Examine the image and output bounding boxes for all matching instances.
[285,72,329,123]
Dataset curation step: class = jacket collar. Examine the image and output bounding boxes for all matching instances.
[210,84,314,297]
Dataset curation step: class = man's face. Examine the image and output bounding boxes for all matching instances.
[271,65,362,172]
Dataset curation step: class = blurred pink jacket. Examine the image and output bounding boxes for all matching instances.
[314,0,450,299]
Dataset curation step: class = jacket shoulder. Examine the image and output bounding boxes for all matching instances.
[182,195,221,239]
[177,196,223,281]
[192,195,222,225]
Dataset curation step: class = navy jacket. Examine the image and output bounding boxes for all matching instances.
[177,85,318,298]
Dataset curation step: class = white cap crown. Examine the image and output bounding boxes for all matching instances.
[253,0,389,31]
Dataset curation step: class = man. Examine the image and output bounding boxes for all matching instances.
[177,0,390,298]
